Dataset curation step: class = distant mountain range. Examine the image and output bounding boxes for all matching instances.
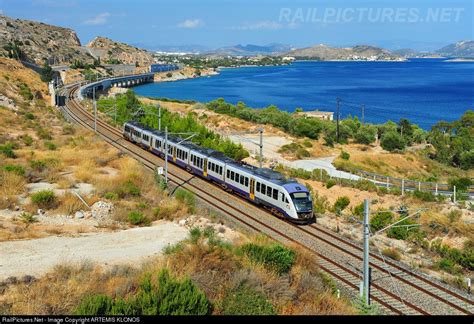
[205,43,293,56]
[281,44,404,61]
[435,41,474,58]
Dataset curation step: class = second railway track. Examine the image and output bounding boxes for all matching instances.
[60,85,473,316]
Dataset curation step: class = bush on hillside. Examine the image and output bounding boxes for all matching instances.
[241,243,296,275]
[31,190,57,209]
[370,211,394,232]
[75,269,211,315]
[174,188,196,213]
[333,196,350,214]
[220,285,275,315]
[380,131,406,152]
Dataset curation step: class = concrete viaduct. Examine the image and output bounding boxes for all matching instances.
[78,73,154,100]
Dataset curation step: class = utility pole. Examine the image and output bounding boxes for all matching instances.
[93,86,97,133]
[336,98,341,143]
[361,104,365,125]
[363,199,370,305]
[259,128,263,168]
[158,104,161,131]
[164,126,168,185]
[114,104,117,125]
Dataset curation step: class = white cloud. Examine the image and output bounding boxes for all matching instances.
[177,19,203,29]
[83,12,110,26]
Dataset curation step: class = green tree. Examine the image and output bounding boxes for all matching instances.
[380,131,406,152]
[40,61,54,83]
[355,125,376,145]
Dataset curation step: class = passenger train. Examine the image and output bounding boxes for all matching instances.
[123,121,314,222]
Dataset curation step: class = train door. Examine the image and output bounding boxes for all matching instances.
[172,146,177,162]
[203,158,208,177]
[250,178,255,200]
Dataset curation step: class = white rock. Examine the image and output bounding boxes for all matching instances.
[75,211,84,219]
[178,219,187,226]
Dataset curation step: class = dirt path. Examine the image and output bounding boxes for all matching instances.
[0,222,188,280]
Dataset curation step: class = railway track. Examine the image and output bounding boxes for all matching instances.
[60,85,473,316]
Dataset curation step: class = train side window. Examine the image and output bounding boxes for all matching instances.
[256,182,260,192]
[261,184,266,194]
[285,197,289,203]
[272,189,278,200]
[267,186,272,197]
[240,176,244,185]
[281,193,285,202]
[227,170,230,178]
[245,177,249,187]
[235,173,239,183]
[231,171,235,181]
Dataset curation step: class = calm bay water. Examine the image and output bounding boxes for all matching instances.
[133,59,474,129]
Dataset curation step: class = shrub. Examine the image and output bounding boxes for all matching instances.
[354,180,378,192]
[0,143,16,158]
[103,192,119,200]
[76,270,211,315]
[128,212,151,226]
[380,131,405,152]
[447,210,462,223]
[313,192,329,214]
[45,141,57,150]
[370,211,393,232]
[3,165,25,176]
[29,160,47,172]
[333,196,350,213]
[174,188,196,213]
[220,285,275,315]
[448,177,472,192]
[412,190,436,202]
[75,295,114,315]
[459,150,474,170]
[22,135,33,146]
[31,190,57,209]
[340,151,350,160]
[355,126,376,145]
[386,216,419,241]
[19,212,38,227]
[353,202,365,219]
[116,180,141,198]
[296,148,310,159]
[24,112,35,120]
[36,127,52,140]
[326,179,337,189]
[241,243,296,275]
[382,248,401,261]
[436,258,461,275]
[302,140,313,148]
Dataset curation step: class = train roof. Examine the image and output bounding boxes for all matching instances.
[227,162,296,186]
[125,121,305,190]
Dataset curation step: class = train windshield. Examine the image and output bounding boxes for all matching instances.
[290,192,312,211]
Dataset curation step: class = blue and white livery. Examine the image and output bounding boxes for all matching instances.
[123,121,314,222]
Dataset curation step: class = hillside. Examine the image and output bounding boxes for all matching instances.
[436,40,474,58]
[207,43,292,56]
[0,15,93,65]
[284,44,404,61]
[86,36,154,67]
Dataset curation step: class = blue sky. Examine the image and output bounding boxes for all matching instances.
[0,0,472,50]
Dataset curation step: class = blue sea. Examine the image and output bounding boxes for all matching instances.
[133,59,474,129]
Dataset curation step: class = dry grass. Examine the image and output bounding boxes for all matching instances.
[55,192,85,216]
[0,171,26,196]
